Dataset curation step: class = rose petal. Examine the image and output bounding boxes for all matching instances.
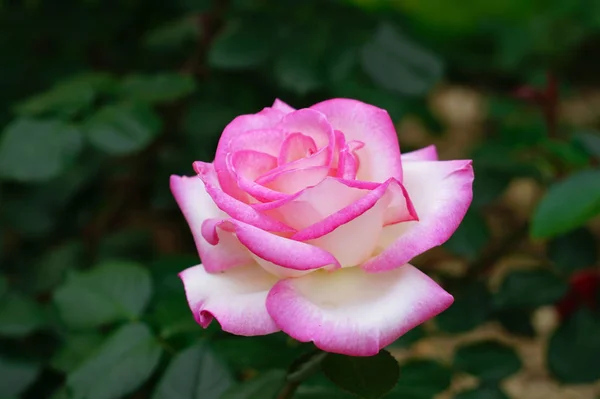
[230,150,278,180]
[228,150,287,202]
[310,98,402,182]
[214,108,286,199]
[216,110,286,158]
[291,179,410,240]
[362,160,474,272]
[193,161,294,232]
[200,219,311,278]
[337,142,363,180]
[260,166,330,195]
[278,132,318,165]
[272,98,296,114]
[203,219,340,274]
[292,179,417,267]
[180,264,279,335]
[266,264,453,356]
[170,175,253,273]
[402,145,438,162]
[217,128,288,199]
[277,108,335,150]
[223,128,286,158]
[257,146,330,183]
[262,177,370,230]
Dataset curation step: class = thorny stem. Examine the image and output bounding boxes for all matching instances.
[276,350,328,399]
[276,381,301,399]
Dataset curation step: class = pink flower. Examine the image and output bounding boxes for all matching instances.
[171,98,474,356]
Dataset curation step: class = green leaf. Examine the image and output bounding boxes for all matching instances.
[0,275,7,299]
[68,323,163,399]
[212,334,304,372]
[454,341,521,382]
[182,101,237,143]
[97,229,154,263]
[296,373,357,398]
[295,387,355,399]
[152,343,233,399]
[436,281,491,333]
[0,293,45,337]
[361,23,443,96]
[455,386,510,399]
[548,309,600,383]
[391,359,452,398]
[84,103,161,155]
[49,387,72,399]
[548,228,598,275]
[221,370,285,399]
[494,308,535,337]
[119,73,196,104]
[542,138,592,168]
[51,333,105,373]
[31,241,84,294]
[15,75,95,118]
[444,209,490,260]
[575,131,600,158]
[322,350,399,399]
[179,0,211,12]
[143,17,200,50]
[14,72,114,118]
[0,118,83,182]
[531,169,600,238]
[0,357,40,398]
[494,269,568,309]
[208,18,275,69]
[53,261,152,329]
[273,26,327,95]
[0,189,57,237]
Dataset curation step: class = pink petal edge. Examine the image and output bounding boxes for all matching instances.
[362,159,474,272]
[272,98,296,114]
[310,98,402,182]
[193,161,295,233]
[200,218,341,272]
[402,145,439,162]
[266,264,454,356]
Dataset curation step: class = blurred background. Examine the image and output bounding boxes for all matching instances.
[1,0,599,398]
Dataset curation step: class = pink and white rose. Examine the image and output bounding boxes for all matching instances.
[171,98,474,356]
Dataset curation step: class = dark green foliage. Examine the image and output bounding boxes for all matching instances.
[531,168,600,238]
[0,0,598,397]
[548,310,600,383]
[322,350,400,399]
[494,269,569,309]
[390,359,453,398]
[436,281,492,333]
[454,341,522,383]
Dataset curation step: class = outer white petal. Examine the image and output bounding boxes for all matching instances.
[180,264,279,336]
[266,264,453,356]
[170,175,253,272]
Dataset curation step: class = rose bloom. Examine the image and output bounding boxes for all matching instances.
[171,98,473,356]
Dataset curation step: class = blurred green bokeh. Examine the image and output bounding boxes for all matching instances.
[1,1,599,398]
